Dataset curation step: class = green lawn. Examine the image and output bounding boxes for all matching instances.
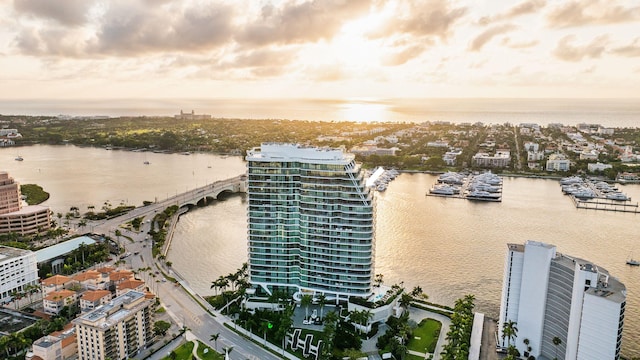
[196,340,224,360]
[161,341,194,360]
[407,318,442,354]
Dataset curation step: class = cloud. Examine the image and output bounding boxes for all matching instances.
[92,2,235,55]
[469,24,517,51]
[223,48,298,69]
[611,38,640,57]
[306,64,347,82]
[369,1,467,39]
[238,0,371,46]
[478,0,546,24]
[553,34,608,62]
[547,0,640,28]
[381,45,428,66]
[501,37,539,49]
[14,26,86,56]
[13,0,95,26]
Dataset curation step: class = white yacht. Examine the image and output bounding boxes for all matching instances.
[430,184,456,195]
[606,192,630,201]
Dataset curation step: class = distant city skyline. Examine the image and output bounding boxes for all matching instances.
[1,0,639,100]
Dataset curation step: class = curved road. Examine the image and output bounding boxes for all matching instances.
[85,176,290,359]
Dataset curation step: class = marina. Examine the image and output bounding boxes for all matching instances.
[426,171,503,202]
[560,176,638,213]
[366,167,399,192]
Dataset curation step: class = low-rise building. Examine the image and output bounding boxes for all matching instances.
[527,151,545,161]
[442,150,462,166]
[350,145,399,156]
[427,140,449,147]
[109,269,134,287]
[546,153,571,171]
[80,290,112,313]
[588,162,613,172]
[41,275,76,296]
[523,142,539,152]
[73,270,109,290]
[43,290,78,315]
[472,151,511,168]
[116,279,145,296]
[30,325,77,360]
[73,291,154,360]
[580,150,599,160]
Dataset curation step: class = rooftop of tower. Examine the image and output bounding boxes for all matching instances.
[246,143,354,163]
[555,252,626,303]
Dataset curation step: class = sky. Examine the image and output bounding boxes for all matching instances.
[0,0,639,100]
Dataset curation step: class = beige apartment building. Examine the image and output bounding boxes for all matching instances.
[73,291,154,360]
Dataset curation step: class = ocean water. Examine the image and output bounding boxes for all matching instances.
[1,98,639,127]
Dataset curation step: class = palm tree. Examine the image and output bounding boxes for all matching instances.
[223,346,234,360]
[210,333,219,352]
[399,293,412,310]
[301,294,313,319]
[553,336,562,360]
[411,286,423,298]
[502,320,518,347]
[318,293,327,319]
[374,273,384,287]
[258,320,270,345]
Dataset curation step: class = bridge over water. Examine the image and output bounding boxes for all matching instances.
[92,174,247,236]
[173,174,247,209]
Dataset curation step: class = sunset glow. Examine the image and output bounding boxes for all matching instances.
[0,0,639,100]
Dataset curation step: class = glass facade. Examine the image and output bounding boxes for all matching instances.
[247,144,375,298]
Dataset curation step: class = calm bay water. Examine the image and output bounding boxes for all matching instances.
[1,98,639,127]
[2,145,640,357]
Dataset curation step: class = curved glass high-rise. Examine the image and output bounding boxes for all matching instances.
[246,143,375,300]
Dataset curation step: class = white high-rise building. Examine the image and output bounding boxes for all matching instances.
[0,245,38,303]
[499,241,625,360]
[246,143,375,300]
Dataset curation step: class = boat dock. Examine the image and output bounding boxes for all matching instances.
[426,171,503,202]
[561,176,637,213]
[571,196,640,213]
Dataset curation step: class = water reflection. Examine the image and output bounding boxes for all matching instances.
[336,99,393,122]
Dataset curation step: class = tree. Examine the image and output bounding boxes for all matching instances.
[210,333,219,352]
[411,286,423,298]
[258,320,270,345]
[321,311,339,358]
[153,320,171,336]
[318,293,327,319]
[399,293,412,310]
[374,273,384,287]
[223,346,234,360]
[553,336,562,360]
[502,320,518,347]
[301,294,313,319]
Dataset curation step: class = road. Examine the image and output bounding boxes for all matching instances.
[83,176,289,359]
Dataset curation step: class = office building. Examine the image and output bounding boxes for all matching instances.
[0,246,38,303]
[0,171,51,235]
[499,241,625,360]
[246,143,375,300]
[73,291,154,360]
